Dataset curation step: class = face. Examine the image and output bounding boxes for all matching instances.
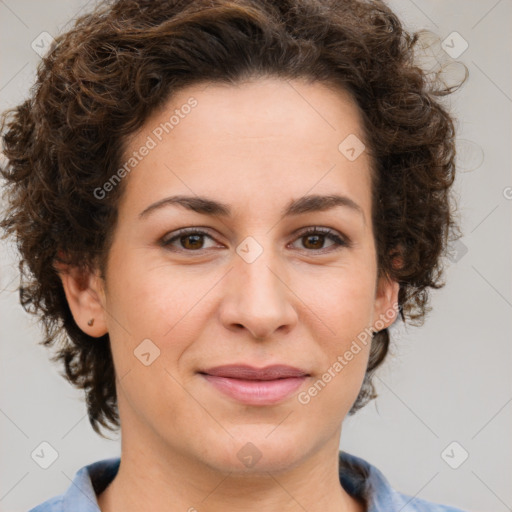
[62,77,399,474]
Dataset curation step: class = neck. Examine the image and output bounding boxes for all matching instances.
[97,426,365,512]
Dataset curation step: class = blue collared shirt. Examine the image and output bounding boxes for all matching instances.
[28,451,468,511]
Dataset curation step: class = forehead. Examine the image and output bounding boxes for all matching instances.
[118,78,373,221]
[155,78,365,144]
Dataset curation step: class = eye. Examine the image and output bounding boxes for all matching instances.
[160,226,350,254]
[160,228,220,252]
[289,226,350,253]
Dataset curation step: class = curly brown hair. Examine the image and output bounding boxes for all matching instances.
[0,0,466,437]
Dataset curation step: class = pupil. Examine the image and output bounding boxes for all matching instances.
[184,235,202,249]
[305,234,323,249]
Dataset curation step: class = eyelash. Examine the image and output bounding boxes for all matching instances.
[160,226,351,255]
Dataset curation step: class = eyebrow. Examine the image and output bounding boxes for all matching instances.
[138,193,365,223]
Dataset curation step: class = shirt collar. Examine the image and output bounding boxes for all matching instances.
[61,457,120,511]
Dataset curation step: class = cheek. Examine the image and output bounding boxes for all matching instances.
[104,252,212,382]
[295,261,375,399]
[298,260,377,342]
[104,245,187,336]
[104,260,199,427]
[299,282,373,415]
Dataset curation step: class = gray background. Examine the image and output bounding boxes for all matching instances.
[0,1,511,511]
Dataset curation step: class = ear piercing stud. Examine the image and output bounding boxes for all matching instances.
[87,318,95,326]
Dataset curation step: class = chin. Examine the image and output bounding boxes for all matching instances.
[198,430,309,475]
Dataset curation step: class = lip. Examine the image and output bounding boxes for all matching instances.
[201,364,309,380]
[199,364,310,405]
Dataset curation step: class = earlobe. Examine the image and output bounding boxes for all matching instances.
[53,259,108,338]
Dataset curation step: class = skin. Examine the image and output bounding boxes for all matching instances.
[57,77,399,512]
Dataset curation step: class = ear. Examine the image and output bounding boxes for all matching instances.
[53,255,108,338]
[372,272,400,331]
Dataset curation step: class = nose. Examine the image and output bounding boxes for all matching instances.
[218,248,298,341]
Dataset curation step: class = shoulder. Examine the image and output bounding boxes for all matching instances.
[339,450,469,512]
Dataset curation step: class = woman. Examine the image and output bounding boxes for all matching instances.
[0,0,468,510]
